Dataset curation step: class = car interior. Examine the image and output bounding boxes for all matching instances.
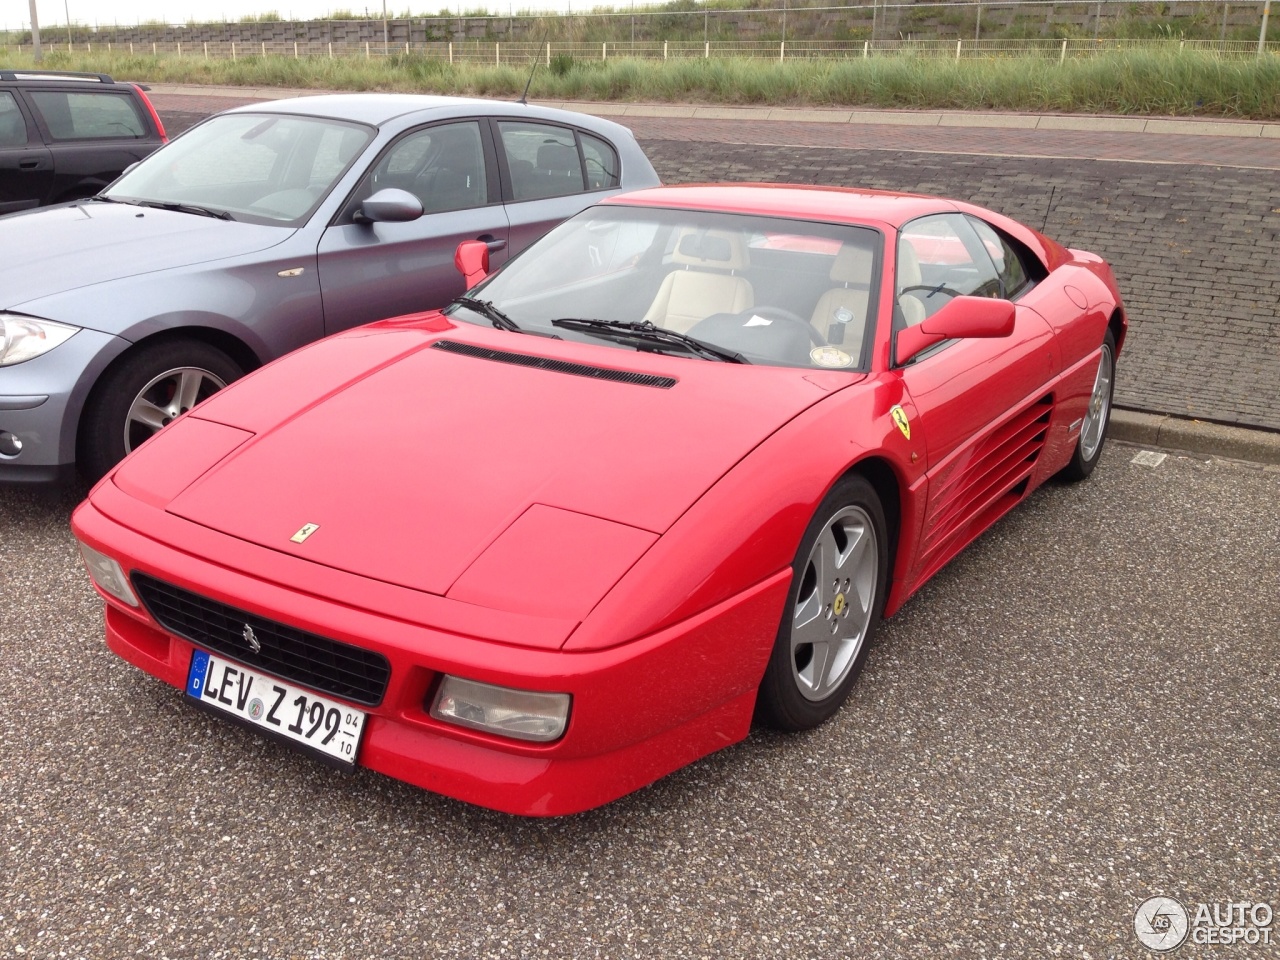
[473,213,884,368]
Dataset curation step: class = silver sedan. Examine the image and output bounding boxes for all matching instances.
[0,94,659,481]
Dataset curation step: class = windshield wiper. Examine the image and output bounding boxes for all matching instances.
[134,200,236,221]
[551,318,749,364]
[447,296,524,333]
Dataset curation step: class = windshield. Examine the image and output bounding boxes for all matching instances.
[448,206,883,370]
[105,113,374,225]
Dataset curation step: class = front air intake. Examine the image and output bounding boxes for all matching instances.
[132,574,390,706]
[432,340,677,389]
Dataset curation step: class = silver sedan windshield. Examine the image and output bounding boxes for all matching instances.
[454,206,883,370]
[105,113,374,225]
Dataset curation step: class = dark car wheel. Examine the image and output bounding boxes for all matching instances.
[1058,330,1116,483]
[757,473,889,732]
[79,339,242,481]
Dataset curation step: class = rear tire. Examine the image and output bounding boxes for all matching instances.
[1059,330,1116,482]
[756,474,888,732]
[79,339,241,482]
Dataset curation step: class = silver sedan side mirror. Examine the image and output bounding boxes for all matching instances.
[354,187,424,224]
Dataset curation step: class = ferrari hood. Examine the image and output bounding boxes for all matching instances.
[0,202,290,309]
[150,326,861,599]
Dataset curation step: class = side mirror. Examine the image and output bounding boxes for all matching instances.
[895,295,1016,366]
[454,240,490,290]
[354,187,423,224]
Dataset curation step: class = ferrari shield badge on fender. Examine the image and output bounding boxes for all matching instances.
[290,523,320,544]
[890,405,911,440]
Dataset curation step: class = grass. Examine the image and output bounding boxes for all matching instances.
[12,48,1280,119]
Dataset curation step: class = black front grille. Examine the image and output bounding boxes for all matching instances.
[133,574,390,706]
[432,339,677,388]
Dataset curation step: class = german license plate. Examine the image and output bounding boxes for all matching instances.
[186,650,366,767]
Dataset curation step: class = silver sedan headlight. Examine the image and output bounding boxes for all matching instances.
[0,313,80,366]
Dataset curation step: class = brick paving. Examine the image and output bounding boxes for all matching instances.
[149,92,1280,432]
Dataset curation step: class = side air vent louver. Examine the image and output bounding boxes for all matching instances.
[918,393,1055,570]
[432,340,677,389]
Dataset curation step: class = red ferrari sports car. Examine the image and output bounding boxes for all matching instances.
[72,184,1125,816]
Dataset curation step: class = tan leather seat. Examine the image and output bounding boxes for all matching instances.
[643,229,753,334]
[809,242,874,347]
[896,242,927,327]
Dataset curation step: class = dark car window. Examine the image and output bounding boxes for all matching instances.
[367,121,487,214]
[0,92,28,145]
[498,121,585,201]
[580,132,620,190]
[967,215,1040,299]
[27,90,145,140]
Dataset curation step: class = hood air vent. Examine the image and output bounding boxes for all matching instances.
[432,340,677,389]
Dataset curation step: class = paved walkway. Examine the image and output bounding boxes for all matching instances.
[147,86,1280,433]
[149,85,1280,170]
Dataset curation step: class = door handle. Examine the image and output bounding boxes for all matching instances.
[18,159,42,170]
[477,234,506,253]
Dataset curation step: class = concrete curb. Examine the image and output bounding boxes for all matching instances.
[1110,410,1280,465]
[145,84,1280,140]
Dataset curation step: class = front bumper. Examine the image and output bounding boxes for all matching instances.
[73,492,788,816]
[0,327,129,479]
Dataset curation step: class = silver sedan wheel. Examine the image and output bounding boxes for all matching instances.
[124,366,228,454]
[1079,341,1114,463]
[790,504,879,702]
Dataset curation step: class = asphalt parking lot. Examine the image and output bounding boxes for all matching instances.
[2,444,1277,958]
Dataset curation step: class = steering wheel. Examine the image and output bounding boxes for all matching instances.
[899,283,964,301]
[736,306,827,346]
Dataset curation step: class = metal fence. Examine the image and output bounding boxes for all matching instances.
[0,0,1274,48]
[4,36,1277,61]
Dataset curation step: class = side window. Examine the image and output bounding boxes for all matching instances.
[368,121,487,214]
[28,91,145,140]
[579,133,620,190]
[967,216,1038,299]
[897,214,1002,325]
[498,121,585,201]
[0,93,28,146]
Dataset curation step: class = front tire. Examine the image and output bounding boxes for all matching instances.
[757,474,889,732]
[1059,330,1116,482]
[79,339,241,482]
